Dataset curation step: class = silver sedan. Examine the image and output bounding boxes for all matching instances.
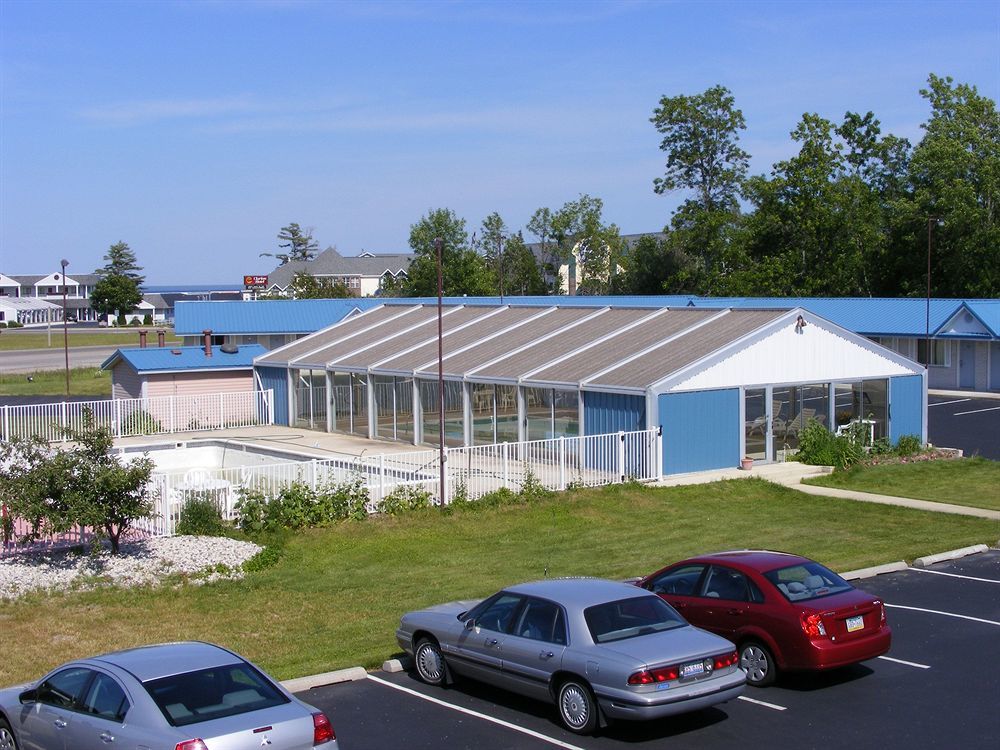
[0,641,337,750]
[396,578,746,735]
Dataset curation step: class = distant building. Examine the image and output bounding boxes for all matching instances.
[255,248,413,298]
[527,233,666,295]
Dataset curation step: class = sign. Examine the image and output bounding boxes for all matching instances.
[244,275,268,290]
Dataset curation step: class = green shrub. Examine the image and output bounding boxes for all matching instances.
[379,485,432,515]
[518,467,553,502]
[121,409,162,435]
[143,313,153,325]
[896,434,922,456]
[243,545,282,572]
[796,419,864,469]
[234,476,373,533]
[234,487,272,534]
[176,493,226,536]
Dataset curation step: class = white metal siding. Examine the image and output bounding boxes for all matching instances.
[145,371,254,398]
[111,363,144,399]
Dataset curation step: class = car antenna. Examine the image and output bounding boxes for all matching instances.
[544,566,549,578]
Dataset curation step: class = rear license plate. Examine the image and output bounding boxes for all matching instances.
[681,661,705,678]
[846,615,864,632]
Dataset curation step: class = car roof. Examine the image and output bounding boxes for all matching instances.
[89,641,242,682]
[682,550,812,572]
[506,578,650,607]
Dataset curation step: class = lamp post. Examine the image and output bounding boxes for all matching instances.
[924,218,943,367]
[435,237,446,507]
[60,259,70,397]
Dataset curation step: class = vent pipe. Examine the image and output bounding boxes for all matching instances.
[139,330,147,348]
[203,329,212,357]
[157,329,165,347]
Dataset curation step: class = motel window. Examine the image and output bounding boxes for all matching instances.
[916,339,948,367]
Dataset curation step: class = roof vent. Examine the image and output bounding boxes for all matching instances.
[171,349,182,355]
[220,344,239,354]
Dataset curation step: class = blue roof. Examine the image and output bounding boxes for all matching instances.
[961,301,1000,337]
[174,298,382,335]
[101,344,267,372]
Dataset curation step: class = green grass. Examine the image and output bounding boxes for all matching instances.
[0,367,111,397]
[804,457,1000,511]
[1,478,996,687]
[0,330,181,351]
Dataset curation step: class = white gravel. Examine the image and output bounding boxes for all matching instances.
[0,536,263,601]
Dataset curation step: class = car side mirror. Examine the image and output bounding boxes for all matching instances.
[19,688,37,704]
[464,618,476,631]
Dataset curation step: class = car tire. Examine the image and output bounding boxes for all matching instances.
[557,679,598,735]
[414,638,448,687]
[0,717,18,750]
[739,641,776,687]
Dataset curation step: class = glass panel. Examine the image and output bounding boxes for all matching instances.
[420,379,439,446]
[800,384,829,431]
[552,390,579,438]
[395,377,415,443]
[350,373,368,437]
[420,379,462,447]
[524,387,552,441]
[472,383,496,445]
[373,375,395,440]
[862,379,888,441]
[331,372,351,433]
[293,369,326,430]
[495,385,519,443]
[834,383,855,430]
[744,388,767,461]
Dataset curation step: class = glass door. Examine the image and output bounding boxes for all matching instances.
[744,388,770,462]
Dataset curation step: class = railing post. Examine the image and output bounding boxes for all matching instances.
[442,446,449,505]
[502,441,510,489]
[559,436,566,490]
[655,426,663,479]
[379,454,385,502]
[2,404,8,442]
[60,401,67,440]
[170,396,175,434]
[617,431,625,482]
[114,398,122,437]
[311,459,318,490]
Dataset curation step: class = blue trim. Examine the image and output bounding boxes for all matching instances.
[889,375,924,445]
[257,366,290,426]
[660,390,740,474]
[582,391,646,435]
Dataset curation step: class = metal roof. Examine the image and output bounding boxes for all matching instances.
[102,344,266,373]
[174,298,382,335]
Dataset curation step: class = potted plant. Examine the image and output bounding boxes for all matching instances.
[740,456,753,470]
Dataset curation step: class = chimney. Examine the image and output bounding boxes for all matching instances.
[203,329,212,357]
[157,329,165,347]
[139,330,147,348]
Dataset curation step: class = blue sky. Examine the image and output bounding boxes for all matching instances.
[1,0,997,285]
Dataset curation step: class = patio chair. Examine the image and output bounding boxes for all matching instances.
[781,408,817,439]
[182,467,213,489]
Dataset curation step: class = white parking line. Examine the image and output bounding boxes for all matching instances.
[737,695,787,711]
[884,603,1000,626]
[877,656,931,669]
[908,568,1000,584]
[929,399,971,407]
[367,674,587,750]
[953,406,1000,416]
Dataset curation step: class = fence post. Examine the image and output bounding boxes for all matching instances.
[267,389,274,425]
[617,431,625,482]
[655,426,663,479]
[442,446,449,506]
[60,401,67,440]
[170,396,175,434]
[2,404,8,442]
[311,459,318,490]
[502,441,510,489]
[114,399,122,437]
[559,436,566,490]
[379,454,385,502]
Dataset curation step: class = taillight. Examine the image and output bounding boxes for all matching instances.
[313,711,336,744]
[628,664,680,685]
[175,741,208,750]
[800,612,827,637]
[878,601,886,626]
[714,651,739,669]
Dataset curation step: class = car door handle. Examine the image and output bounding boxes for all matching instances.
[672,602,687,608]
[728,608,742,615]
[539,650,554,659]
[485,638,498,646]
[54,719,68,728]
[100,731,115,743]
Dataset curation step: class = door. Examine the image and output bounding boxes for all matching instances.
[960,341,976,388]
[501,598,567,701]
[70,670,138,750]
[451,593,522,683]
[18,667,93,750]
[647,563,708,622]
[744,388,770,462]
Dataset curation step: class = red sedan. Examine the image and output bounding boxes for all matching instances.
[636,551,891,686]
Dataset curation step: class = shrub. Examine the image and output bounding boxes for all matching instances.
[143,313,153,325]
[796,419,864,470]
[176,493,226,536]
[243,545,282,572]
[896,434,922,456]
[233,476,373,533]
[379,485,432,515]
[121,409,162,435]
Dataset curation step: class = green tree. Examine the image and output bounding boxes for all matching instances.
[526,207,560,292]
[260,223,320,265]
[289,271,352,299]
[501,232,548,295]
[91,274,143,325]
[0,437,71,545]
[96,241,145,286]
[401,208,492,296]
[621,234,691,294]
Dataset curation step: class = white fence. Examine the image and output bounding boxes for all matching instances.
[0,390,274,443]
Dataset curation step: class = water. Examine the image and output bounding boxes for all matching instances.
[146,284,242,294]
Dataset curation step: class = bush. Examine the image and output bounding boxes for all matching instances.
[896,434,922,456]
[176,493,226,536]
[121,409,162,435]
[379,485,432,515]
[243,545,282,572]
[796,419,865,469]
[143,313,153,325]
[129,318,142,327]
[233,476,373,533]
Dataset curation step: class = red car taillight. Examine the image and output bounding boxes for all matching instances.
[313,711,336,744]
[628,664,680,685]
[800,612,827,638]
[878,601,886,626]
[175,741,208,750]
[714,651,739,669]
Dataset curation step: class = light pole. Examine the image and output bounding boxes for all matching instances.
[924,218,943,367]
[435,237,446,507]
[60,259,70,397]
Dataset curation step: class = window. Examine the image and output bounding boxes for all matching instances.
[702,566,752,602]
[764,562,853,602]
[81,672,130,722]
[584,596,685,643]
[514,599,567,644]
[916,339,948,367]
[466,592,523,633]
[649,564,706,596]
[37,667,93,710]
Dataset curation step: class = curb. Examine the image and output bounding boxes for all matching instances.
[840,561,908,580]
[912,543,990,568]
[281,666,368,692]
[382,657,412,673]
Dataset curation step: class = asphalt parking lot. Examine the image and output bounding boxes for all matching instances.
[927,395,1000,460]
[299,550,1000,749]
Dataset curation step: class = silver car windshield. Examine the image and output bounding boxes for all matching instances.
[585,596,685,644]
[144,662,289,727]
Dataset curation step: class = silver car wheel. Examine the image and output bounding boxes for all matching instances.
[558,680,596,734]
[0,721,18,750]
[415,639,445,686]
[740,642,775,686]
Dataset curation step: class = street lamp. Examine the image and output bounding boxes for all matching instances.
[60,259,70,397]
[924,218,943,367]
[435,237,446,507]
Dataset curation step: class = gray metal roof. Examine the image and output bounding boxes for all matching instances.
[266,247,413,288]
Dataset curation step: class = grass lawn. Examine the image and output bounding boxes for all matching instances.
[0,330,181,351]
[804,457,1000,511]
[1,478,996,687]
[0,367,111,397]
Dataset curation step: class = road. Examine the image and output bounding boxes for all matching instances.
[928,395,1000,460]
[0,345,119,374]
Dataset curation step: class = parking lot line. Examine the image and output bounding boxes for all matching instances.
[928,399,971,407]
[884,603,1000,627]
[877,656,931,669]
[737,695,787,711]
[953,405,1000,416]
[366,675,587,750]
[908,568,1000,584]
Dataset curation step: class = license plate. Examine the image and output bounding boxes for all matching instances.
[846,615,864,632]
[681,661,705,678]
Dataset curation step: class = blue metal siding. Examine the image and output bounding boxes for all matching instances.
[889,375,924,445]
[257,366,290,426]
[659,390,740,474]
[583,391,646,435]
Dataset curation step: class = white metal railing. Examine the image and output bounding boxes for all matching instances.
[0,390,274,443]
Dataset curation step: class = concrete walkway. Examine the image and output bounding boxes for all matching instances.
[788,482,1000,520]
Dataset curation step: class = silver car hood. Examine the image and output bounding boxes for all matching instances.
[598,625,734,668]
[414,599,483,617]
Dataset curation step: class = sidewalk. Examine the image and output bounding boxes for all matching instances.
[789,482,1000,521]
[930,388,1000,401]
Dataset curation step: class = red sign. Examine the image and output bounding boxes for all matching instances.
[244,275,268,289]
